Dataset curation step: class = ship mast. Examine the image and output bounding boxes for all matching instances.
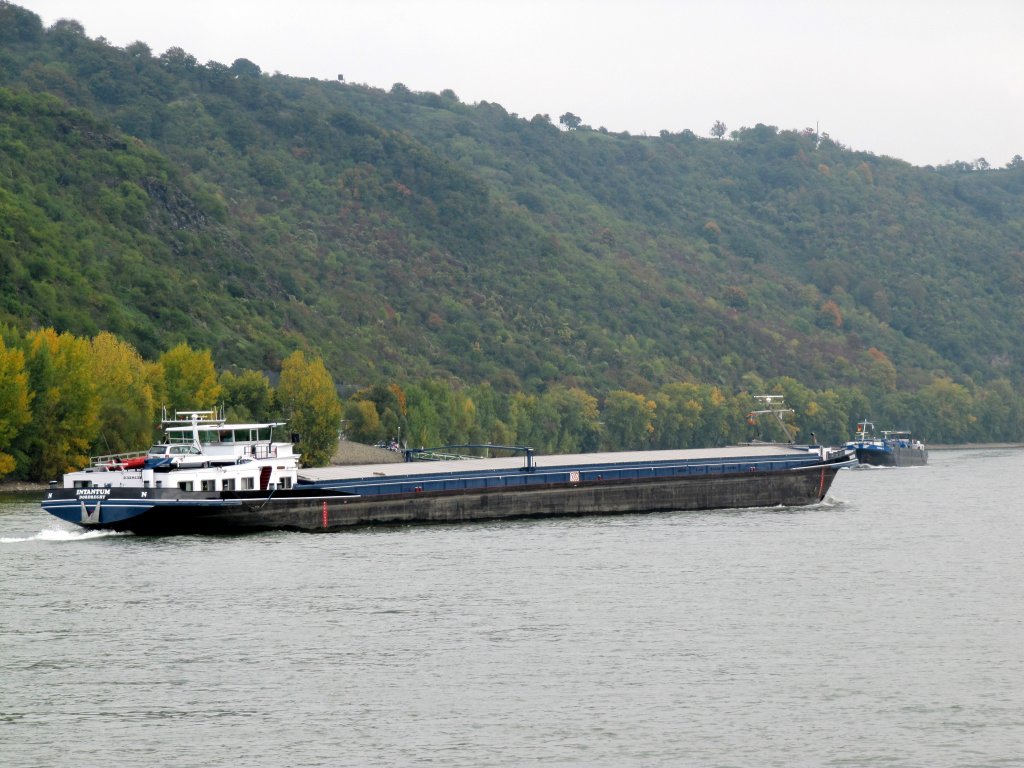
[747,395,796,443]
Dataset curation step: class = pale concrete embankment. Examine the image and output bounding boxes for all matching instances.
[330,440,405,465]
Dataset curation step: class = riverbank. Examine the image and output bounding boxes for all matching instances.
[0,481,46,494]
[929,443,1024,450]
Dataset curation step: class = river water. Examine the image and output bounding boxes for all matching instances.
[2,448,1022,767]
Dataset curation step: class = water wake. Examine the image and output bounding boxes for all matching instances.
[1,526,130,544]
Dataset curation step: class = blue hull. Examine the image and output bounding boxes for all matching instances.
[40,487,355,532]
[852,445,928,467]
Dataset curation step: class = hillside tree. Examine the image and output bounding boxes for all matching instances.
[602,390,656,450]
[559,112,582,130]
[220,369,274,421]
[158,343,221,415]
[16,329,100,479]
[277,350,341,466]
[88,332,159,455]
[0,335,31,477]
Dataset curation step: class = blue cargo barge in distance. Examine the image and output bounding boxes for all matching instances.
[845,420,928,467]
[41,405,856,535]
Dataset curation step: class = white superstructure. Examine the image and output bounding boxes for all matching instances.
[57,409,300,493]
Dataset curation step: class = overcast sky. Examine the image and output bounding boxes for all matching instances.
[20,0,1024,168]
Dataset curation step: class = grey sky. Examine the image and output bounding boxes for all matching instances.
[20,0,1024,167]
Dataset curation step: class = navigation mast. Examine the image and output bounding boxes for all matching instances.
[747,395,796,443]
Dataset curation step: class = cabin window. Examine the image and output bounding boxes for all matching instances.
[280,476,292,489]
[222,478,235,491]
[73,480,92,489]
[201,479,216,492]
[178,481,193,491]
[242,477,255,490]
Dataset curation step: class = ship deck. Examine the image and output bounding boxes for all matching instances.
[297,444,815,484]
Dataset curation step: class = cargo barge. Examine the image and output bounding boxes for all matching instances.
[846,420,928,467]
[41,408,855,535]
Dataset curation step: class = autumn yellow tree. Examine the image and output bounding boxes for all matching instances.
[276,351,341,466]
[158,342,221,414]
[18,329,100,479]
[342,399,382,444]
[89,332,159,454]
[345,383,406,444]
[0,336,31,477]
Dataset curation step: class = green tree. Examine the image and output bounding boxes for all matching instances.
[402,379,476,448]
[915,377,976,443]
[653,382,706,448]
[159,46,198,73]
[0,2,43,43]
[764,377,817,442]
[559,112,582,130]
[801,388,852,446]
[465,382,513,446]
[974,378,1023,442]
[446,389,477,446]
[539,385,601,453]
[229,58,262,78]
[220,369,274,421]
[602,390,656,450]
[862,348,897,398]
[0,335,31,477]
[508,392,543,449]
[404,382,442,448]
[158,342,221,414]
[277,350,341,466]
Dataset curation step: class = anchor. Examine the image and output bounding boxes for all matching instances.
[80,500,101,524]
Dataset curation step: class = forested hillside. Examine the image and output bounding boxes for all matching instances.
[2,1,1024,455]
